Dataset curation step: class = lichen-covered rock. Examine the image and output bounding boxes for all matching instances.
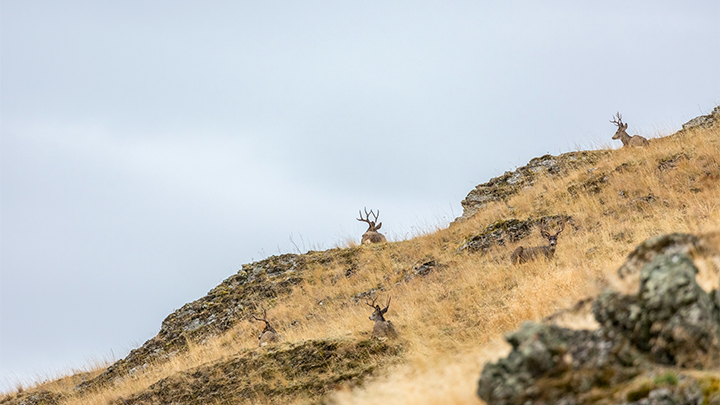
[0,390,64,405]
[457,151,607,221]
[616,233,702,281]
[620,376,706,405]
[459,215,571,254]
[478,233,720,405]
[595,253,720,368]
[477,321,645,405]
[681,105,720,131]
[657,153,690,171]
[566,170,609,196]
[113,339,400,405]
[76,249,359,393]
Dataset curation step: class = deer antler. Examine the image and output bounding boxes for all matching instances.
[539,220,550,239]
[252,308,269,324]
[366,296,378,308]
[381,296,391,314]
[357,207,378,226]
[610,112,623,126]
[556,218,565,234]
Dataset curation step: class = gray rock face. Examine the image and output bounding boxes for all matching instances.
[1,390,64,405]
[477,321,645,405]
[681,105,720,131]
[457,151,607,221]
[75,249,358,393]
[616,233,702,281]
[477,234,720,405]
[458,215,571,254]
[596,253,720,368]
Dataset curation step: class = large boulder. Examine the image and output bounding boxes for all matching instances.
[478,234,720,405]
[595,253,720,368]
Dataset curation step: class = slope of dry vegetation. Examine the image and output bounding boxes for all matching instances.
[3,121,719,405]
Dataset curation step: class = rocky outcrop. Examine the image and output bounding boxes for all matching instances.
[459,106,719,223]
[457,151,607,221]
[114,339,400,405]
[595,253,720,369]
[0,390,64,405]
[75,249,359,393]
[458,215,571,254]
[681,106,720,131]
[477,233,720,405]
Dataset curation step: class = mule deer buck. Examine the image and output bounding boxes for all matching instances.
[252,308,284,347]
[357,207,387,244]
[510,219,565,264]
[366,296,397,339]
[610,112,649,147]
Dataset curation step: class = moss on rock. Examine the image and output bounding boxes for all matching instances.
[114,338,400,405]
[457,151,608,221]
[76,249,360,393]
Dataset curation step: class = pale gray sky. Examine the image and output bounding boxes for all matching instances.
[1,0,718,391]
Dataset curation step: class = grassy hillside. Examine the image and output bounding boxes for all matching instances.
[3,110,719,405]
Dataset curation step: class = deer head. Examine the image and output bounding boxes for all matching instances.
[252,308,277,334]
[252,307,283,347]
[610,112,649,147]
[357,207,382,232]
[511,218,566,265]
[610,112,629,140]
[365,295,398,339]
[366,295,391,322]
[539,218,565,247]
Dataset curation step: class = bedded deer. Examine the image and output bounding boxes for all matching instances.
[610,112,649,147]
[510,219,565,264]
[357,208,387,245]
[252,308,284,347]
[366,296,397,339]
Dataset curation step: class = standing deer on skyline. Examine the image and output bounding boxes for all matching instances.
[357,208,387,245]
[510,219,565,264]
[610,112,649,147]
[252,308,284,347]
[366,295,397,340]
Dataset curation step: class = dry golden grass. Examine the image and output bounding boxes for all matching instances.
[6,125,719,405]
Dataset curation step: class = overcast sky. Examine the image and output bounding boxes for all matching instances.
[1,0,718,391]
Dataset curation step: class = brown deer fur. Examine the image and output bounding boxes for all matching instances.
[510,220,565,264]
[367,296,397,339]
[357,208,387,244]
[610,112,649,147]
[252,308,284,347]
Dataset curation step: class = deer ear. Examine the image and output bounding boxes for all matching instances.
[622,123,628,130]
[376,222,382,230]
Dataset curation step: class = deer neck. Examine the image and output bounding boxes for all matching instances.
[371,307,386,322]
[619,130,632,145]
